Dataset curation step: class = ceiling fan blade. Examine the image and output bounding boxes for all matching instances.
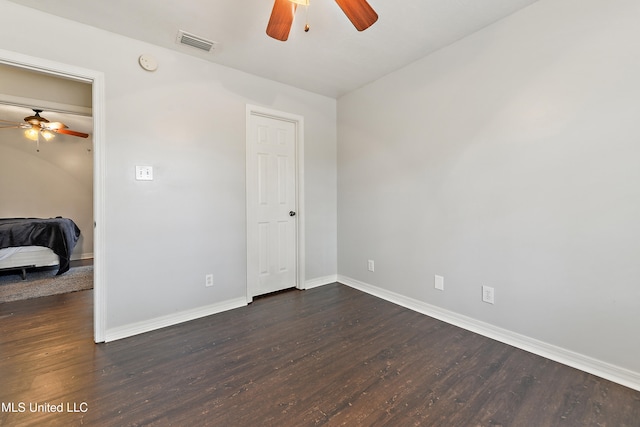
[266,0,297,41]
[0,118,29,129]
[0,119,22,125]
[54,128,89,138]
[46,121,67,130]
[335,0,378,31]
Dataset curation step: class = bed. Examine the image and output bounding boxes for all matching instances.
[0,217,81,278]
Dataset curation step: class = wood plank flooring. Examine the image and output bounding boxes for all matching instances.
[1,283,639,426]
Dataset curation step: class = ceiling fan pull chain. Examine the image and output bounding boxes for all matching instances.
[304,4,310,32]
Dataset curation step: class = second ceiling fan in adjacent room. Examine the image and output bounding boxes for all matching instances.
[0,109,89,140]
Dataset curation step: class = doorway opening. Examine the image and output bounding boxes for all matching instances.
[0,49,106,342]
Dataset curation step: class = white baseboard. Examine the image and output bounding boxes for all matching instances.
[304,274,338,290]
[338,275,640,392]
[71,252,94,261]
[105,297,247,342]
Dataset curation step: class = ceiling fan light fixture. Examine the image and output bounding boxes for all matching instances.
[289,0,309,5]
[2,109,88,145]
[24,127,39,141]
[41,130,55,141]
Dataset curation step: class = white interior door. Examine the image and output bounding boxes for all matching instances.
[246,106,302,299]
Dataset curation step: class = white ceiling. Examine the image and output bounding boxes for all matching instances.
[7,0,540,98]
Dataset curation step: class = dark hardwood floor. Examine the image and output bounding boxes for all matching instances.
[1,284,638,426]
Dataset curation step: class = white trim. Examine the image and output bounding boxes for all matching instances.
[338,274,640,392]
[245,104,305,302]
[0,49,106,343]
[92,70,106,343]
[304,275,338,290]
[0,93,92,116]
[105,298,247,342]
[71,253,94,261]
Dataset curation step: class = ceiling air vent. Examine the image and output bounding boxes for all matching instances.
[176,30,217,52]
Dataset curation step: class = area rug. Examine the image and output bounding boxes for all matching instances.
[0,265,93,303]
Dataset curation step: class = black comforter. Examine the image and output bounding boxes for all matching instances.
[0,217,81,275]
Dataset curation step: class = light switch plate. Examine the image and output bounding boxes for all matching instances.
[135,165,153,181]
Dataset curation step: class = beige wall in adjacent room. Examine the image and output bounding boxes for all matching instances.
[0,64,93,259]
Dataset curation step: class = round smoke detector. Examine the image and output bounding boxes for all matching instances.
[138,54,158,72]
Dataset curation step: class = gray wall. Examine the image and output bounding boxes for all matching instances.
[3,0,638,383]
[338,0,640,374]
[0,0,337,330]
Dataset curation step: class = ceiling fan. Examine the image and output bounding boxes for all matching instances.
[0,108,89,143]
[267,0,378,41]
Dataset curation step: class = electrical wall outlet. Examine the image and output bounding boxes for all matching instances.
[482,285,495,304]
[435,275,444,291]
[367,260,375,272]
[205,273,214,287]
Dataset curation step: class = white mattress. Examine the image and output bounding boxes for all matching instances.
[0,246,59,269]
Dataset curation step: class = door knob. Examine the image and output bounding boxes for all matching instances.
[289,211,296,217]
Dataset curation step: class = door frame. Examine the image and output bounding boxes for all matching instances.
[0,49,106,342]
[245,104,305,302]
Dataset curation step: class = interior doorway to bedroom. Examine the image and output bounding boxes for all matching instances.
[0,53,105,342]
